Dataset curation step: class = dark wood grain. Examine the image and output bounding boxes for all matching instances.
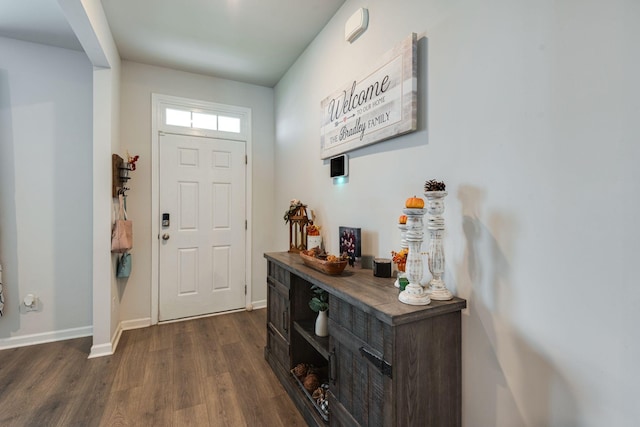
[265,252,466,326]
[264,252,465,427]
[268,277,290,341]
[0,309,304,427]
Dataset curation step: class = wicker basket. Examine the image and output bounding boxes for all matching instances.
[299,252,348,275]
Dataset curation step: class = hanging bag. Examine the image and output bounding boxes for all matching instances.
[117,252,132,278]
[111,195,133,253]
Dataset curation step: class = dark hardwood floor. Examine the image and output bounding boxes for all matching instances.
[0,309,306,426]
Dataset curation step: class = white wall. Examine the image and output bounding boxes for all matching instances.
[0,37,93,342]
[118,60,275,322]
[274,1,640,426]
[58,0,123,357]
[94,64,121,354]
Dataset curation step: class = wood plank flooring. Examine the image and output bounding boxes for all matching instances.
[0,309,306,427]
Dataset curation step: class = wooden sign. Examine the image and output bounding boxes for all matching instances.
[320,33,418,159]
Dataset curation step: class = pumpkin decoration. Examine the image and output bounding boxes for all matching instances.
[405,196,425,209]
[307,224,321,236]
[398,214,407,224]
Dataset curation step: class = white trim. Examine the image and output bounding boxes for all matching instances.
[151,93,252,325]
[88,317,151,358]
[252,299,267,310]
[109,322,123,356]
[88,342,113,359]
[158,308,247,325]
[157,96,249,141]
[0,326,92,351]
[244,108,253,314]
[121,317,152,330]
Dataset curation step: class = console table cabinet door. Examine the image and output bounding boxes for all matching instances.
[330,340,391,427]
[393,311,463,427]
[267,277,290,341]
[266,324,290,372]
[327,391,360,427]
[329,291,393,425]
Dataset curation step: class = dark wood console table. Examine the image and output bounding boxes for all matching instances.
[264,252,466,426]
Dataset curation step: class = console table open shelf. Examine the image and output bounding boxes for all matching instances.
[264,252,466,427]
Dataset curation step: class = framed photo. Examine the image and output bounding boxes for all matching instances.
[339,226,361,264]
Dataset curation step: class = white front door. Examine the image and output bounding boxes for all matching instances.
[159,133,246,321]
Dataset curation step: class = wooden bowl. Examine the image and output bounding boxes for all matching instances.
[299,251,348,275]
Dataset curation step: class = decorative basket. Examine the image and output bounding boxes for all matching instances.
[299,251,348,275]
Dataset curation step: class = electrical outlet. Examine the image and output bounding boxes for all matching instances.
[20,293,39,313]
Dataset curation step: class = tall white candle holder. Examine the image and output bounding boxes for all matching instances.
[398,208,431,306]
[425,191,453,300]
[394,222,409,288]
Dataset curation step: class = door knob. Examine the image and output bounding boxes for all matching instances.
[162,233,170,241]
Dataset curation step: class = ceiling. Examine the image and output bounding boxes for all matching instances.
[0,0,346,87]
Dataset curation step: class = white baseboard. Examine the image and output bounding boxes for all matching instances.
[252,299,267,310]
[90,325,120,359]
[100,317,151,357]
[110,323,123,356]
[3,312,249,358]
[0,325,92,351]
[121,317,152,330]
[88,342,113,359]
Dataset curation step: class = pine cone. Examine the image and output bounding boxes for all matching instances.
[293,363,308,378]
[424,179,446,192]
[312,387,325,400]
[303,373,320,392]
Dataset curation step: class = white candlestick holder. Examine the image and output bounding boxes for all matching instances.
[425,191,453,300]
[398,208,431,306]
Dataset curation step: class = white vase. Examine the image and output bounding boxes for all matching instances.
[315,310,328,337]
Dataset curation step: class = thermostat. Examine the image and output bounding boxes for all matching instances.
[330,154,349,178]
[345,8,369,43]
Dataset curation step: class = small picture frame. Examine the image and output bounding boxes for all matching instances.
[339,226,361,265]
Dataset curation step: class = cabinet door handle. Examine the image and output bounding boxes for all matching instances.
[359,346,393,378]
[329,349,337,385]
[282,310,288,332]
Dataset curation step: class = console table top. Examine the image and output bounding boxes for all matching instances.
[265,252,466,326]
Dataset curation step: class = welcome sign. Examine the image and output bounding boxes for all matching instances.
[320,33,417,159]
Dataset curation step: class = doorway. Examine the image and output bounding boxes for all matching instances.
[151,94,252,324]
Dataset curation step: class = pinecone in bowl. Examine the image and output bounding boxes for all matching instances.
[293,363,308,378]
[303,373,320,392]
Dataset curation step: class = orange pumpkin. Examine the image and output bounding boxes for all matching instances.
[405,196,424,209]
[398,215,407,224]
